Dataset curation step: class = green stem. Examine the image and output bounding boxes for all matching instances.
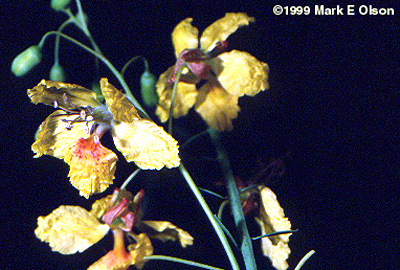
[38,31,149,119]
[145,255,226,270]
[54,19,73,66]
[168,63,187,134]
[294,250,315,270]
[208,128,257,270]
[120,168,141,190]
[179,164,240,270]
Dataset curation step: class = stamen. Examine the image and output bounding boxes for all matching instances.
[86,115,94,121]
[54,100,58,108]
[65,122,74,130]
[84,125,90,134]
[80,110,86,120]
[63,93,68,105]
[93,134,100,144]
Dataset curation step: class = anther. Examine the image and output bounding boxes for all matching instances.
[63,93,68,105]
[54,100,58,108]
[93,134,100,144]
[80,110,86,120]
[86,115,94,121]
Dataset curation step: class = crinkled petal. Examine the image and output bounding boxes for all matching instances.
[112,120,180,170]
[32,110,90,159]
[90,195,114,219]
[28,79,101,109]
[64,136,118,198]
[172,18,199,58]
[100,78,141,122]
[138,221,194,248]
[200,13,255,52]
[256,186,291,270]
[195,80,240,131]
[211,50,269,96]
[127,233,153,269]
[35,205,109,254]
[155,67,198,122]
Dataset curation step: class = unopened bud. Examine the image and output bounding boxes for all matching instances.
[50,64,65,82]
[11,46,42,77]
[51,0,71,11]
[140,70,158,107]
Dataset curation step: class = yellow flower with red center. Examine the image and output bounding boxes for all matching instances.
[156,13,269,131]
[35,189,193,270]
[29,78,180,198]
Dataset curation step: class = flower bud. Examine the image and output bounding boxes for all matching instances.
[140,70,158,107]
[50,64,66,82]
[11,46,42,77]
[51,0,71,11]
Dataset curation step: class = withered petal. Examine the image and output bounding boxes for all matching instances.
[127,233,153,269]
[100,78,141,122]
[200,13,255,52]
[138,220,194,248]
[112,120,180,170]
[211,50,269,96]
[35,205,109,254]
[195,80,240,131]
[28,79,101,109]
[172,18,199,58]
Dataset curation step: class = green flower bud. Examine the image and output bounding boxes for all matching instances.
[51,0,71,11]
[11,46,42,77]
[140,70,158,107]
[50,64,66,82]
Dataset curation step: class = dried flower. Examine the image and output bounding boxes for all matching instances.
[156,13,269,131]
[29,78,180,198]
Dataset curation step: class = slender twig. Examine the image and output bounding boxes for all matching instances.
[168,64,187,134]
[294,250,316,270]
[144,255,226,270]
[252,229,298,241]
[179,164,240,270]
[120,168,141,190]
[209,128,257,270]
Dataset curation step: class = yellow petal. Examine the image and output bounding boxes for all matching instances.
[211,50,269,96]
[90,195,114,219]
[127,233,153,269]
[32,110,90,159]
[64,136,118,198]
[257,186,291,270]
[195,80,240,131]
[28,79,101,109]
[139,220,194,248]
[155,67,198,122]
[200,13,255,51]
[35,205,109,254]
[100,78,141,123]
[172,18,199,58]
[112,120,180,170]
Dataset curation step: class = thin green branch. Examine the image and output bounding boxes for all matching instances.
[179,164,240,270]
[214,214,238,248]
[38,31,150,119]
[120,168,141,190]
[168,64,187,134]
[208,128,257,270]
[144,255,226,270]
[252,229,298,241]
[294,250,316,270]
[199,188,226,200]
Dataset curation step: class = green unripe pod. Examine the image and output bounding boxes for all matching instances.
[140,70,158,107]
[51,0,71,11]
[11,46,42,77]
[50,64,66,82]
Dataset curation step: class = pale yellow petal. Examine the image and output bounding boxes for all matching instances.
[139,220,194,248]
[257,186,291,270]
[32,110,90,159]
[211,50,269,96]
[90,195,114,219]
[28,79,101,109]
[195,81,240,131]
[100,78,141,122]
[127,233,153,269]
[200,13,255,51]
[35,205,109,254]
[64,136,117,198]
[172,18,199,58]
[155,67,198,122]
[112,120,180,169]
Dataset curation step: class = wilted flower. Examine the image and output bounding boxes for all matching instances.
[156,13,269,131]
[35,189,193,270]
[28,78,180,198]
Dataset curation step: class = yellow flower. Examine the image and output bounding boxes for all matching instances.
[256,186,292,270]
[35,190,193,270]
[156,13,269,131]
[29,78,180,198]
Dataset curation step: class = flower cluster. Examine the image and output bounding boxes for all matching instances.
[35,189,193,269]
[156,13,269,131]
[29,78,180,198]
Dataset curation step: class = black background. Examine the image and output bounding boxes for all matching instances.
[1,1,399,269]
